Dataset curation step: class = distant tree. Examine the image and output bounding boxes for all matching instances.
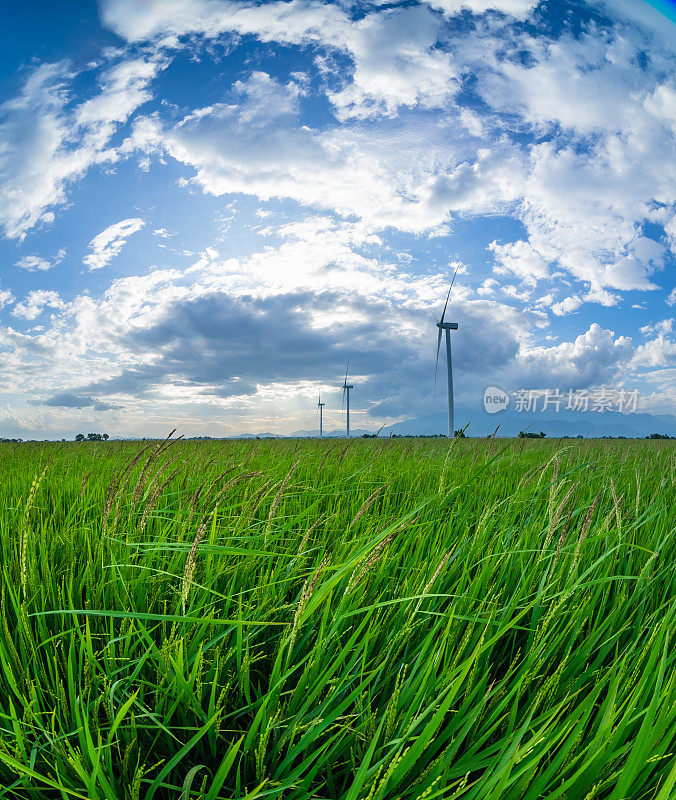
[646,433,672,439]
[454,429,466,438]
[75,433,85,442]
[102,433,109,441]
[539,431,546,438]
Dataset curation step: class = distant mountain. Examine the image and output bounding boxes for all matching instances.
[229,432,285,439]
[289,428,375,438]
[381,409,676,439]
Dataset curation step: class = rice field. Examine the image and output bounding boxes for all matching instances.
[0,435,674,799]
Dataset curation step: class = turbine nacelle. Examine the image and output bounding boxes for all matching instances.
[436,322,458,330]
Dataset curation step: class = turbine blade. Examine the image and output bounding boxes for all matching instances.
[433,325,442,396]
[430,311,439,324]
[344,356,350,386]
[449,264,459,294]
[439,286,452,325]
[439,266,459,325]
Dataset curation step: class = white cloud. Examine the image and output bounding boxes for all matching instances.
[596,0,676,50]
[633,332,676,368]
[15,248,66,272]
[129,71,483,233]
[547,287,620,317]
[326,5,458,120]
[0,286,14,308]
[584,287,620,307]
[102,1,457,119]
[490,239,549,284]
[99,0,676,298]
[519,323,634,388]
[668,287,676,306]
[12,290,65,321]
[423,0,538,18]
[83,218,145,271]
[75,56,165,151]
[640,318,674,336]
[0,55,163,239]
[552,295,582,316]
[469,24,676,293]
[477,278,498,296]
[100,0,348,45]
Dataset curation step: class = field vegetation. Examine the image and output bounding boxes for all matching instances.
[0,436,674,799]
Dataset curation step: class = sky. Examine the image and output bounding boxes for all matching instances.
[0,0,674,439]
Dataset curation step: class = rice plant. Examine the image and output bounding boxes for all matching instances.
[0,436,674,799]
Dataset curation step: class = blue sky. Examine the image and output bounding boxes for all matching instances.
[0,0,674,438]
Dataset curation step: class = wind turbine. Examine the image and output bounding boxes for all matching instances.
[434,270,460,438]
[317,394,325,438]
[342,360,354,439]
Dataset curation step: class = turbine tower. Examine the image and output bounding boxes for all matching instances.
[434,271,460,438]
[342,360,354,439]
[317,394,325,438]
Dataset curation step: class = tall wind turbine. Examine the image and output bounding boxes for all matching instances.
[317,394,325,438]
[342,360,354,439]
[434,271,460,438]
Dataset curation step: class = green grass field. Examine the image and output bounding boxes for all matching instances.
[0,436,674,799]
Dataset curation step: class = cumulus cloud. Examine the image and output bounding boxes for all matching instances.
[0,286,14,308]
[490,239,549,284]
[552,295,582,316]
[83,218,145,271]
[12,290,65,321]
[15,248,66,272]
[633,323,676,368]
[640,318,673,336]
[519,323,634,390]
[325,5,458,120]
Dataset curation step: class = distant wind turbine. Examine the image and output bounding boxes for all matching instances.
[433,270,460,438]
[317,394,325,438]
[342,359,354,439]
